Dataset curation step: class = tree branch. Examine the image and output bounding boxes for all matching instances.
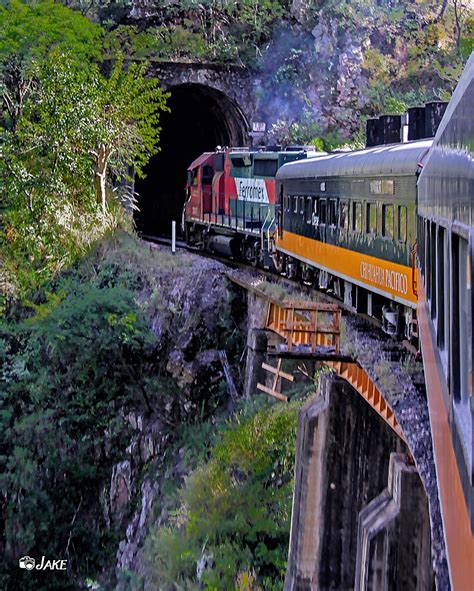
[65,496,82,557]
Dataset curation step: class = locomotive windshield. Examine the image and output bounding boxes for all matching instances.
[202,165,214,185]
[254,158,278,177]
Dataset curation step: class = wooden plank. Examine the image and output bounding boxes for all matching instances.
[266,348,353,361]
[287,307,294,352]
[272,358,281,392]
[257,383,288,402]
[261,362,295,381]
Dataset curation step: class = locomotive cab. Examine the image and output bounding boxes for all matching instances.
[182,146,317,266]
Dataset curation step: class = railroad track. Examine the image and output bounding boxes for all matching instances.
[140,233,417,355]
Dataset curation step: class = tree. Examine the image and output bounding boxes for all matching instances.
[453,0,473,56]
[0,49,168,297]
[87,55,169,212]
[13,50,169,212]
[0,0,102,130]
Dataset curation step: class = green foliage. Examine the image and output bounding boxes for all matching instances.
[271,115,352,151]
[0,10,168,301]
[1,232,246,588]
[0,278,159,589]
[102,0,288,66]
[144,400,300,590]
[359,1,474,110]
[0,0,102,65]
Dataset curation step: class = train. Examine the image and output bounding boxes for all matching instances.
[183,135,438,341]
[182,53,474,588]
[274,139,430,340]
[183,145,323,267]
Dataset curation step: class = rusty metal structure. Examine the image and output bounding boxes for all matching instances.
[257,359,294,402]
[325,360,404,441]
[263,298,404,441]
[266,300,341,353]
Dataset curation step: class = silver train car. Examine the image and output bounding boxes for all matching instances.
[417,51,474,589]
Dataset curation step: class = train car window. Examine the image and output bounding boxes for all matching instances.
[382,204,394,238]
[306,197,313,223]
[339,202,348,229]
[437,226,446,350]
[418,216,425,277]
[451,235,472,469]
[452,236,470,400]
[202,165,213,185]
[319,199,327,225]
[214,152,225,172]
[313,199,319,224]
[188,170,198,187]
[366,203,377,234]
[370,179,394,195]
[430,222,437,320]
[293,196,298,213]
[254,158,278,177]
[329,200,337,226]
[352,202,362,232]
[426,221,431,299]
[230,156,251,168]
[300,196,305,215]
[398,206,407,242]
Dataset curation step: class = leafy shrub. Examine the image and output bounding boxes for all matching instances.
[0,279,159,589]
[143,400,300,590]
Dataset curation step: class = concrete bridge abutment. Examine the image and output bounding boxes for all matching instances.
[284,373,433,591]
[355,453,433,591]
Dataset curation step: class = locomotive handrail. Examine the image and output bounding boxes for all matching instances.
[411,241,418,297]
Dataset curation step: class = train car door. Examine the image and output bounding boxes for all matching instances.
[202,165,213,220]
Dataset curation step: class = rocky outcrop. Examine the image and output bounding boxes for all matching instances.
[116,475,161,579]
[103,249,246,587]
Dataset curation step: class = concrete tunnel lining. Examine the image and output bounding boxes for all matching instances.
[134,82,249,236]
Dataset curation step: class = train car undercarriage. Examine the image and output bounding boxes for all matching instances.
[185,221,417,343]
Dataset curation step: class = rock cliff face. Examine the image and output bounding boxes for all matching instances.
[91,245,248,588]
[118,1,457,141]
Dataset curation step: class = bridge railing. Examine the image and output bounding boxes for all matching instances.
[266,300,341,353]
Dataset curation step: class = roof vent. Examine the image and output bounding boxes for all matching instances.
[366,118,382,147]
[425,101,448,138]
[407,106,426,141]
[379,114,402,145]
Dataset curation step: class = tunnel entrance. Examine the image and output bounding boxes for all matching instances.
[134,83,248,236]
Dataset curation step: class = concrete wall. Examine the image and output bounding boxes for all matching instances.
[355,453,433,591]
[148,61,256,135]
[285,373,432,591]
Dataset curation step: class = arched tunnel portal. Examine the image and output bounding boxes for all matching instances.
[134,83,249,236]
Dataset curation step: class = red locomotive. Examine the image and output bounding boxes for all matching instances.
[182,146,319,266]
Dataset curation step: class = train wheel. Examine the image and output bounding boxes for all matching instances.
[244,240,258,267]
[199,229,208,251]
[273,252,285,274]
[286,257,299,280]
[252,242,262,268]
[302,264,314,285]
